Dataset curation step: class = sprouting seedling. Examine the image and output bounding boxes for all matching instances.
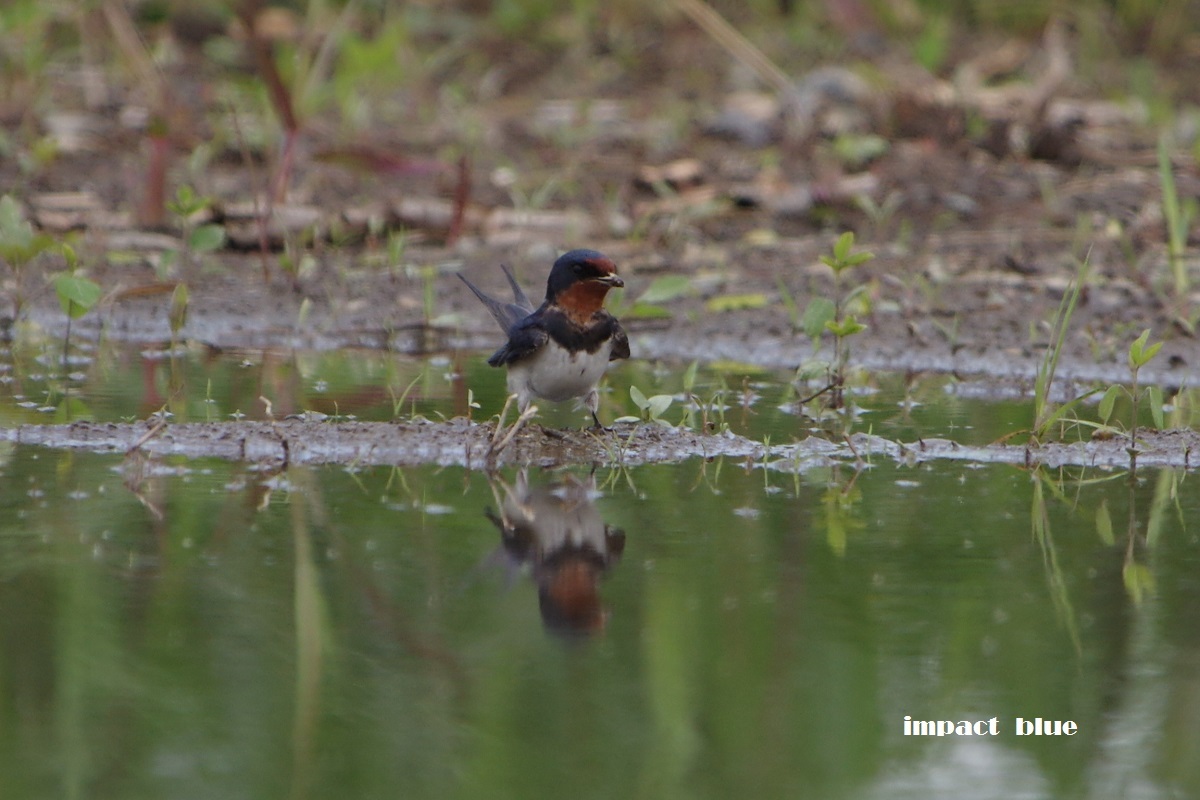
[165,185,225,274]
[800,231,874,409]
[1098,329,1164,448]
[389,371,425,418]
[0,194,57,318]
[679,360,699,428]
[53,245,101,368]
[1031,255,1092,440]
[619,385,674,427]
[1157,135,1194,299]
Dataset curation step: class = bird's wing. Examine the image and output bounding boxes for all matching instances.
[500,264,535,313]
[459,271,532,334]
[487,317,549,367]
[608,320,630,361]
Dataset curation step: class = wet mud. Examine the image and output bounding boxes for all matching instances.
[6,418,1196,471]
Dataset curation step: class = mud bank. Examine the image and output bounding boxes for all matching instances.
[5,418,1197,471]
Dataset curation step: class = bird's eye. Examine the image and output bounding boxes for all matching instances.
[572,263,585,276]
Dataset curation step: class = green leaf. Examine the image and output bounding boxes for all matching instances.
[54,274,101,319]
[629,384,649,411]
[646,394,673,419]
[638,275,691,304]
[54,395,93,423]
[833,133,888,169]
[0,194,54,265]
[626,303,673,319]
[1141,340,1163,366]
[842,283,874,316]
[1095,501,1114,546]
[801,297,836,340]
[188,223,226,253]
[0,195,33,249]
[1128,328,1150,366]
[1034,387,1102,437]
[833,231,854,262]
[1098,384,1122,424]
[60,242,78,270]
[682,360,699,393]
[1147,385,1164,429]
[705,292,767,312]
[170,184,210,217]
[845,250,875,266]
[826,317,867,337]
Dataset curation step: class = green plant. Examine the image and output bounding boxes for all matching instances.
[164,185,225,275]
[1098,329,1164,447]
[799,231,874,409]
[678,360,700,428]
[0,194,56,317]
[1157,134,1196,300]
[389,371,425,418]
[53,247,101,369]
[855,190,904,238]
[1031,256,1093,439]
[620,385,674,426]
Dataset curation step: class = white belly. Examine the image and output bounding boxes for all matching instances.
[508,339,613,405]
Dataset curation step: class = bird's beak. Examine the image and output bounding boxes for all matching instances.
[593,274,624,288]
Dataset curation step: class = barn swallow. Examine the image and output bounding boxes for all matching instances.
[459,249,630,428]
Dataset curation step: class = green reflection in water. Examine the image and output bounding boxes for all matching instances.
[2,339,1044,447]
[0,447,1198,799]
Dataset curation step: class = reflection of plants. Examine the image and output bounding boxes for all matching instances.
[800,231,874,410]
[1098,329,1164,448]
[822,467,865,556]
[168,282,190,404]
[1096,460,1180,606]
[169,283,189,348]
[1030,471,1082,655]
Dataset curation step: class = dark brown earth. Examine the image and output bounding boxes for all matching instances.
[3,11,1199,464]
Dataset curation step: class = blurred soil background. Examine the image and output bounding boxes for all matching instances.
[2,0,1199,383]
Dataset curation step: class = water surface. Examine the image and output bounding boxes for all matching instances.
[1,442,1196,799]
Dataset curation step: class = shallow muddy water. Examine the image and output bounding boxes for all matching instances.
[1,447,1197,799]
[0,336,1064,443]
[2,341,1200,799]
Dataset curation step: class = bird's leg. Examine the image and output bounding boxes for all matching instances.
[491,403,538,455]
[585,389,609,432]
[490,393,517,447]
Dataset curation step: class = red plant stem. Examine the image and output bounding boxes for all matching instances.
[446,154,470,246]
[140,125,170,228]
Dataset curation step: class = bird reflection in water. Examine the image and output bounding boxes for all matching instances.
[484,470,625,637]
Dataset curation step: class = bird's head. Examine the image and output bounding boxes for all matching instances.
[546,249,624,321]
